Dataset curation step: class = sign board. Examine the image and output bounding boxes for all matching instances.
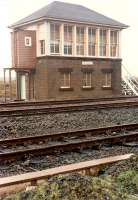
[82,61,94,65]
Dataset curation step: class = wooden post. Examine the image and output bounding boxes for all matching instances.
[16,72,20,100]
[9,69,12,101]
[32,73,35,99]
[4,69,6,102]
[28,72,30,100]
[30,180,37,186]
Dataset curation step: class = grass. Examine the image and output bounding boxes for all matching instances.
[4,155,138,200]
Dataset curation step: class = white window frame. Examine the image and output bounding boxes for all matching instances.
[64,25,73,55]
[76,26,85,56]
[83,72,92,88]
[99,29,107,57]
[50,23,60,54]
[110,30,119,57]
[40,40,45,55]
[88,27,96,56]
[60,72,71,88]
[103,72,112,87]
[25,36,32,47]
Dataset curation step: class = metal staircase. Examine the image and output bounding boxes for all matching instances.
[122,65,138,96]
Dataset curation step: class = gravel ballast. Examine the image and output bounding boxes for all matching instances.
[0,106,138,139]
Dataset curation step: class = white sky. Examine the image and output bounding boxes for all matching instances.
[0,0,138,76]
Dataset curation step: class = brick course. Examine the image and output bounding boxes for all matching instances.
[33,56,121,100]
[11,30,36,68]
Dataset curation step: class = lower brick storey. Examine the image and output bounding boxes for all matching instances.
[16,56,122,100]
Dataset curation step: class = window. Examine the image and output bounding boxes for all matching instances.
[103,72,112,87]
[83,72,92,88]
[25,37,32,46]
[88,28,96,56]
[61,72,71,88]
[50,23,60,54]
[40,40,45,55]
[110,31,118,57]
[64,25,73,55]
[76,27,85,55]
[99,30,107,56]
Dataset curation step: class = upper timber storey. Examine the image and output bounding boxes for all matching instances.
[10,1,128,59]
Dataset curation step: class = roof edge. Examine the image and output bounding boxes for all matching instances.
[9,17,129,29]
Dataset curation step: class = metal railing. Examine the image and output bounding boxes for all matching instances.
[122,65,138,96]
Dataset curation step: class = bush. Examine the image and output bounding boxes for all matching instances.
[4,174,127,200]
[116,170,138,195]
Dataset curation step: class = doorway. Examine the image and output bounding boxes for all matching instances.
[20,75,26,100]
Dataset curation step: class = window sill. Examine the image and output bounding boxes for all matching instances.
[50,53,60,56]
[102,86,112,90]
[59,87,73,91]
[82,86,94,90]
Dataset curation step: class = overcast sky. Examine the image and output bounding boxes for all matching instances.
[0,0,138,76]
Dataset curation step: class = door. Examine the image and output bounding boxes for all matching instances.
[20,75,26,100]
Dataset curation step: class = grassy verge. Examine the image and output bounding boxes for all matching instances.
[3,155,138,200]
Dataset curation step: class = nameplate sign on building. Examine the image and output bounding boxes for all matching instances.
[82,61,94,65]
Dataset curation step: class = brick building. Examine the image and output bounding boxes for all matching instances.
[8,1,128,100]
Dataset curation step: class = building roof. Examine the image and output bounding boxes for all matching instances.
[10,1,128,29]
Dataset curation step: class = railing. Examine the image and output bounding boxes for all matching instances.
[122,65,138,96]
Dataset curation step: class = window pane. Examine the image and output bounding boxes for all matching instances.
[76,27,84,55]
[50,23,60,54]
[40,40,45,55]
[50,44,54,53]
[88,28,96,56]
[100,30,107,56]
[64,45,68,54]
[110,31,118,57]
[61,72,71,88]
[103,73,112,87]
[83,72,92,87]
[64,25,73,55]
[55,44,59,53]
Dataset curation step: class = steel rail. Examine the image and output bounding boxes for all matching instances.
[1,96,138,108]
[0,132,137,161]
[1,123,138,146]
[1,99,138,117]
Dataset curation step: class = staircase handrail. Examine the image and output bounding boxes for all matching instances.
[122,64,138,85]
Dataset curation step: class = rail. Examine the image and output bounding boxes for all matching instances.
[1,122,138,145]
[0,123,137,160]
[1,97,138,117]
[0,95,138,107]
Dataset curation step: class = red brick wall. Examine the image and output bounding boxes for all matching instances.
[11,30,36,68]
[34,56,122,100]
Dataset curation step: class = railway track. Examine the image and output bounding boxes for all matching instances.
[1,96,138,117]
[0,123,138,161]
[1,96,138,108]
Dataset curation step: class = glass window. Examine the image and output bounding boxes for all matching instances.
[83,72,92,87]
[61,72,71,88]
[103,72,112,87]
[50,23,60,54]
[88,28,96,56]
[25,37,32,47]
[40,40,45,55]
[99,30,107,56]
[110,31,118,57]
[76,27,85,55]
[64,25,73,55]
